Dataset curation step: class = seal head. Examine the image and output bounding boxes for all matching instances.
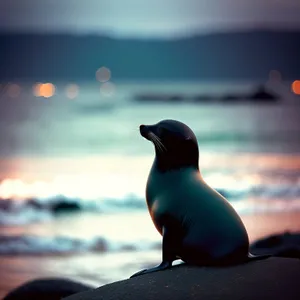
[140,120,199,172]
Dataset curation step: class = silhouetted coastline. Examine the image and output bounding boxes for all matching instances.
[134,85,280,104]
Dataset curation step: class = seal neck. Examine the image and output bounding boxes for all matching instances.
[153,155,199,173]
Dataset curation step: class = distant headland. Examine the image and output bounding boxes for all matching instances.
[0,30,299,82]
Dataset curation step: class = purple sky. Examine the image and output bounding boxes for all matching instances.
[0,0,300,37]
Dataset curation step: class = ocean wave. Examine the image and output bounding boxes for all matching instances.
[0,195,147,226]
[0,234,161,255]
[0,206,53,226]
[0,184,300,226]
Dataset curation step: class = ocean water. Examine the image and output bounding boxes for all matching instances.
[0,81,300,258]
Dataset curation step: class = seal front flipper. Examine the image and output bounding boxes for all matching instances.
[130,261,172,278]
[130,226,179,278]
[247,253,272,261]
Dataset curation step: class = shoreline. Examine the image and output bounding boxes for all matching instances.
[0,211,299,298]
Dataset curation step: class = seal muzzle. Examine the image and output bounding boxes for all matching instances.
[140,124,151,140]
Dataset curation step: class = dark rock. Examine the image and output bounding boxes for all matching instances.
[250,232,300,259]
[63,258,300,300]
[220,95,245,102]
[26,197,82,214]
[192,95,217,103]
[248,85,279,102]
[3,278,95,300]
[50,201,81,214]
[134,94,184,103]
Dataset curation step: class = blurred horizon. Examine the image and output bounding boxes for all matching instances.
[1,1,300,81]
[1,0,300,37]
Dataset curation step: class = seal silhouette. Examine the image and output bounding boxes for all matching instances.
[130,119,270,278]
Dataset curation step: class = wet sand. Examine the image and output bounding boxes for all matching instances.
[1,211,300,299]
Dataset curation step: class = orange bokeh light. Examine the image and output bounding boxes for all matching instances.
[292,80,300,95]
[33,83,55,98]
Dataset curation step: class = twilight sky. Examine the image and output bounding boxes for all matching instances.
[0,0,300,37]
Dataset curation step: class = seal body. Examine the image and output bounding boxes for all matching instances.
[131,119,268,278]
[146,166,249,265]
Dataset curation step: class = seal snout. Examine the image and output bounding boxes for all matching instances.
[139,124,151,140]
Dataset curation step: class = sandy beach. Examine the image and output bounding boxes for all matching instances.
[1,211,299,299]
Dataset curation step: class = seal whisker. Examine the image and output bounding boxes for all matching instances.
[152,136,165,153]
[149,133,167,152]
[148,132,160,151]
[151,135,163,152]
[150,135,164,153]
[157,140,167,152]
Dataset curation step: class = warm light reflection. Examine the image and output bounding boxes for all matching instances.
[65,84,79,99]
[0,163,249,201]
[33,83,55,98]
[0,156,150,200]
[0,174,145,200]
[7,83,21,98]
[100,82,116,97]
[292,80,300,95]
[1,153,300,206]
[96,67,111,82]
